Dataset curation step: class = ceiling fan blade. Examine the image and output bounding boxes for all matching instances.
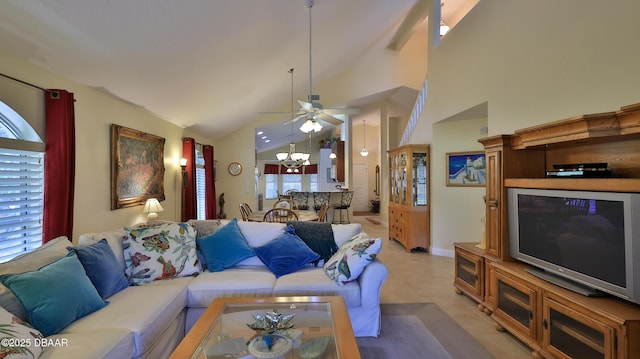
[323,107,361,115]
[282,114,306,125]
[316,112,343,125]
[258,111,297,115]
[297,100,315,112]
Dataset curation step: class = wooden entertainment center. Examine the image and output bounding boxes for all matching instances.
[454,102,640,358]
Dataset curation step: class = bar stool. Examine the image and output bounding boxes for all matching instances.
[312,192,331,211]
[291,191,310,210]
[332,191,354,224]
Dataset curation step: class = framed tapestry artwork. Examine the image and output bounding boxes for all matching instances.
[446,151,486,187]
[110,124,166,209]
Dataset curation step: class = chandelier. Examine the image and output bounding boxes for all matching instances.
[276,68,310,172]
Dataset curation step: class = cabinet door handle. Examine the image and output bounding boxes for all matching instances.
[487,200,499,207]
[543,318,548,329]
[529,311,533,321]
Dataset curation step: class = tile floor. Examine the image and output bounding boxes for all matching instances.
[353,215,532,358]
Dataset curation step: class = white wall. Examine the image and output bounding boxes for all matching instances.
[0,52,214,242]
[414,0,640,255]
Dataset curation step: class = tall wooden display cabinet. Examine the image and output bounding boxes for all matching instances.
[388,144,430,252]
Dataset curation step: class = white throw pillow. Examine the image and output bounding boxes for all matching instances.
[0,306,43,359]
[123,222,201,285]
[323,233,382,286]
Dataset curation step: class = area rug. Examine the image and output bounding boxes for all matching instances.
[357,303,495,359]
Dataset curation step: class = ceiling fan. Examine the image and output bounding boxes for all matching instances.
[262,0,360,132]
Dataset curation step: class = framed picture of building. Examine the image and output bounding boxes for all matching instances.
[446,151,486,187]
[110,124,165,209]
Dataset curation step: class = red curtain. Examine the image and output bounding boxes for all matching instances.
[304,164,318,174]
[181,138,196,221]
[202,145,217,219]
[264,164,280,174]
[264,163,317,174]
[42,90,75,243]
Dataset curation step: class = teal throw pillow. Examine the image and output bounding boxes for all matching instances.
[0,252,108,337]
[67,239,129,298]
[196,218,255,272]
[254,225,320,277]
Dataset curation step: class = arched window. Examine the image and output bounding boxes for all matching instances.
[0,100,45,262]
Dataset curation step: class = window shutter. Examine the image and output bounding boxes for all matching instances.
[0,148,44,262]
[195,167,206,219]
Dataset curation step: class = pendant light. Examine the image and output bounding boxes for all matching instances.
[360,120,369,157]
[440,2,450,37]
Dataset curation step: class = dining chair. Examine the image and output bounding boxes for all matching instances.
[332,191,354,224]
[312,192,331,211]
[262,208,299,223]
[239,204,250,221]
[316,202,329,222]
[242,202,254,214]
[273,199,294,210]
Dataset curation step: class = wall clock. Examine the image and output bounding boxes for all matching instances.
[228,162,242,176]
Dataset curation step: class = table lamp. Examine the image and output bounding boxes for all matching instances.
[143,198,164,221]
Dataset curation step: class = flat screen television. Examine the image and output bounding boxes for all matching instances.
[508,187,640,305]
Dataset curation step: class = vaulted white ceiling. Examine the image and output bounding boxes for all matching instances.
[0,0,463,146]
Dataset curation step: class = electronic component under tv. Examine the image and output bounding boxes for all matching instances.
[507,188,640,305]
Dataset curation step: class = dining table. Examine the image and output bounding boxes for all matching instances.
[247,209,319,222]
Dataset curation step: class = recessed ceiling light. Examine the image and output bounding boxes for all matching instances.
[257,131,264,135]
[265,139,271,143]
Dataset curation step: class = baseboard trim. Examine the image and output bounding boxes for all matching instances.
[430,247,454,258]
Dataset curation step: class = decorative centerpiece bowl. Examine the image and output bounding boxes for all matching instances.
[246,308,295,359]
[248,334,292,359]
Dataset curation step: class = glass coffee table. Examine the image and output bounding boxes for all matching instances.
[170,296,360,359]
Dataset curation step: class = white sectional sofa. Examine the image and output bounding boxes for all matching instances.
[0,219,387,359]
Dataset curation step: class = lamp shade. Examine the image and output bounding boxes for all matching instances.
[299,119,315,133]
[143,198,164,220]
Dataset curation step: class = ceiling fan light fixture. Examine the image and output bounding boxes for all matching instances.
[312,120,323,132]
[299,119,315,133]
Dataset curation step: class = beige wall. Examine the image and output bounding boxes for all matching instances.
[0,52,214,242]
[431,116,487,256]
[413,0,640,255]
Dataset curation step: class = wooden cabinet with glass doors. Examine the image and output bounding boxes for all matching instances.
[388,144,429,252]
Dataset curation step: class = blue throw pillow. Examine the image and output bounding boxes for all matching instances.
[67,239,129,298]
[0,252,108,337]
[254,225,320,277]
[196,218,255,272]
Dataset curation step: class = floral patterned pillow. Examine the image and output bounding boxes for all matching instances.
[0,306,43,359]
[323,233,382,286]
[123,222,201,285]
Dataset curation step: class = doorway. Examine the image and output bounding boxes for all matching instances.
[352,164,369,212]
